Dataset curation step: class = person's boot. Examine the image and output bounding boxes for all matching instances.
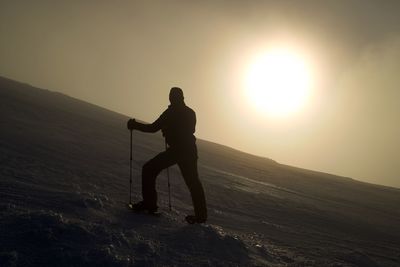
[130,201,158,214]
[185,215,206,224]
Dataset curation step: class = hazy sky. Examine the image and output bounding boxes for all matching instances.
[1,0,400,188]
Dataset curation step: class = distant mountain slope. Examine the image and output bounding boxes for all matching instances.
[1,76,399,266]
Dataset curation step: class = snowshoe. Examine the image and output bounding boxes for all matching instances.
[185,215,207,224]
[128,201,159,215]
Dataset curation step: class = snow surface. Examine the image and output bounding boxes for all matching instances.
[1,76,400,266]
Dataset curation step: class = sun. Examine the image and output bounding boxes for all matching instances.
[244,49,313,117]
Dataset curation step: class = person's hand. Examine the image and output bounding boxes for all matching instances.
[127,118,136,130]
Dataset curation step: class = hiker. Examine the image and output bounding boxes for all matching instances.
[127,87,207,224]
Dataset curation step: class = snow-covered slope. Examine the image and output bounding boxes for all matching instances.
[1,76,399,266]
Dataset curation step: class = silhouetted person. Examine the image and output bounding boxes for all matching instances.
[127,87,207,224]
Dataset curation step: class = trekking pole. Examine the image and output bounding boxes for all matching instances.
[129,129,133,208]
[165,140,172,211]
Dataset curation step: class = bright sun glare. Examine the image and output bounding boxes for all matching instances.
[245,49,312,117]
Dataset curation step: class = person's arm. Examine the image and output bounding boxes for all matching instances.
[134,118,162,133]
[127,113,165,133]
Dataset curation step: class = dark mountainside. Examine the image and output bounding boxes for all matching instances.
[1,76,399,266]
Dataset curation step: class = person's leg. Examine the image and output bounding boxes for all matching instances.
[142,150,176,210]
[178,159,207,220]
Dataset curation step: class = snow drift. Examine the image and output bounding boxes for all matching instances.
[1,76,399,266]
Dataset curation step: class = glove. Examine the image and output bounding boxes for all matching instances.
[127,118,137,130]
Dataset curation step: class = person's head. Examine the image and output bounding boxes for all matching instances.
[169,87,184,105]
